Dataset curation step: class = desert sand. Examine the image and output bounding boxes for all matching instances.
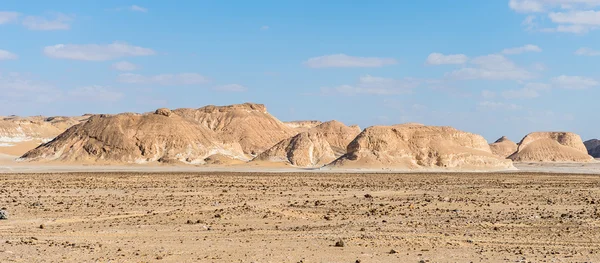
[2,171,600,263]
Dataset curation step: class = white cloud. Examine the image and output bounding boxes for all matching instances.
[118,73,209,85]
[552,75,598,89]
[44,42,155,61]
[425,53,468,65]
[0,49,18,60]
[502,44,542,54]
[522,15,538,30]
[304,54,397,68]
[213,84,247,92]
[260,25,269,30]
[509,0,545,12]
[549,10,600,25]
[478,101,522,110]
[321,75,421,95]
[111,61,138,71]
[130,5,148,12]
[447,54,533,80]
[22,13,73,31]
[0,11,20,24]
[67,86,123,102]
[510,0,600,13]
[575,47,600,55]
[510,1,600,33]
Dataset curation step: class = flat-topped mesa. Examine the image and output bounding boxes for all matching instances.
[20,110,246,164]
[489,136,518,158]
[330,124,514,170]
[196,103,267,114]
[509,132,593,162]
[172,102,296,155]
[585,139,600,158]
[284,120,323,132]
[253,120,362,167]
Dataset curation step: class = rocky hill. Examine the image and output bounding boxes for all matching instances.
[253,120,361,167]
[509,132,593,162]
[173,103,296,156]
[330,124,513,170]
[489,136,518,158]
[584,139,600,158]
[20,109,246,164]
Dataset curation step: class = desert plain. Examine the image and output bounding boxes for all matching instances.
[1,171,600,263]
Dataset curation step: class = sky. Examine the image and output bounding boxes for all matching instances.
[0,0,599,142]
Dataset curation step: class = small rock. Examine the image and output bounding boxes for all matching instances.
[0,210,8,220]
[364,194,373,198]
[389,249,398,254]
[334,240,345,247]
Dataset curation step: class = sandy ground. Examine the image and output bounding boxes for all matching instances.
[1,171,600,262]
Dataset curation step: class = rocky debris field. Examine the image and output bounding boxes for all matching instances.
[1,172,600,262]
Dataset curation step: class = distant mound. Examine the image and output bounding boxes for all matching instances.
[0,115,88,156]
[584,139,600,158]
[173,103,296,156]
[509,132,593,162]
[253,120,361,167]
[21,109,245,164]
[330,124,513,170]
[489,136,518,158]
[284,120,323,132]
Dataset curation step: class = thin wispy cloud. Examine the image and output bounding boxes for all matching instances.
[22,13,73,31]
[502,44,542,54]
[425,53,468,65]
[44,42,155,61]
[0,49,18,60]
[305,54,397,68]
[552,75,599,89]
[509,0,600,33]
[575,47,600,56]
[0,11,20,24]
[111,61,139,71]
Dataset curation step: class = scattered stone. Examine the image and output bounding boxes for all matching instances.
[389,249,398,254]
[0,210,8,220]
[334,240,345,247]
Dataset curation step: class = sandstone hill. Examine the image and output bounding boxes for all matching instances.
[172,103,296,156]
[20,109,246,164]
[489,136,518,158]
[0,115,88,156]
[253,120,361,167]
[584,139,600,158]
[284,120,323,132]
[509,132,593,162]
[330,124,513,170]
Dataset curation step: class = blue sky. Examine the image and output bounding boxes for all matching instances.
[0,0,599,142]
